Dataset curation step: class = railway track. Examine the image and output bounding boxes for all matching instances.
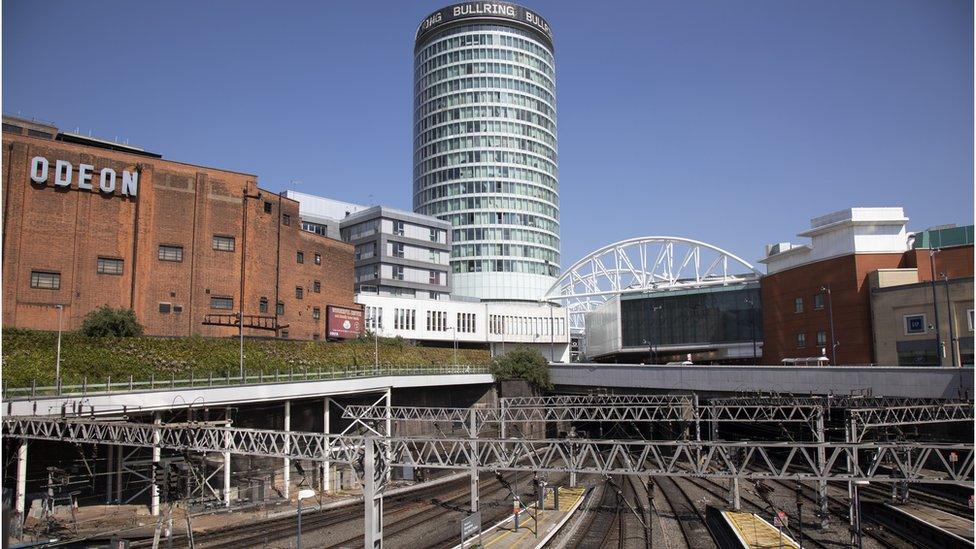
[571,478,620,548]
[323,474,518,549]
[654,476,715,549]
[132,474,481,548]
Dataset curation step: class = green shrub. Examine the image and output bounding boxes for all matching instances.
[80,306,144,337]
[1,328,492,386]
[489,346,552,390]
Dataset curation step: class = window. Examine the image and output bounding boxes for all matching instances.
[367,306,383,330]
[394,308,416,330]
[211,296,234,310]
[813,293,825,310]
[429,271,439,284]
[969,310,974,332]
[173,305,183,314]
[297,251,304,264]
[276,302,285,315]
[264,201,272,213]
[212,235,235,252]
[430,250,440,263]
[313,280,321,293]
[295,286,304,299]
[282,214,291,226]
[28,129,52,139]
[393,220,405,236]
[392,242,405,258]
[794,298,804,313]
[816,330,827,347]
[904,314,926,335]
[259,297,269,313]
[312,307,321,320]
[97,257,124,275]
[429,228,438,242]
[30,271,60,290]
[158,245,183,262]
[393,265,404,280]
[159,303,171,314]
[796,333,806,348]
[281,329,289,338]
[314,253,321,265]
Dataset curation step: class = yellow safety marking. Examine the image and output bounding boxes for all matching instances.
[481,486,585,549]
[724,511,799,549]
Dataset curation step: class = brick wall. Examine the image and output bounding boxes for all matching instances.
[2,133,357,340]
[760,253,904,365]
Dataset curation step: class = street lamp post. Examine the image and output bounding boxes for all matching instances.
[237,311,245,380]
[929,249,943,366]
[942,273,957,367]
[744,298,757,362]
[55,304,63,392]
[820,284,837,364]
[371,309,379,371]
[446,327,458,367]
[645,305,662,364]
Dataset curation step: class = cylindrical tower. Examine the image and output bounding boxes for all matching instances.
[413,2,560,301]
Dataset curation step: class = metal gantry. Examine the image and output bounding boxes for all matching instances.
[5,392,975,549]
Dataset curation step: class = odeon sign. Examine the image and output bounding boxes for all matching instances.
[29,156,139,197]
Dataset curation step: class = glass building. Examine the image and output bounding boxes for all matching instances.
[585,284,764,363]
[413,2,560,301]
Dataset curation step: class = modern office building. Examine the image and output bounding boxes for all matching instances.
[1,116,360,340]
[413,2,561,301]
[285,191,453,299]
[357,293,570,362]
[341,206,452,300]
[285,190,369,240]
[583,285,763,363]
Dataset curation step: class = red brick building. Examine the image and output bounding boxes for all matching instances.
[2,116,358,340]
[760,208,974,365]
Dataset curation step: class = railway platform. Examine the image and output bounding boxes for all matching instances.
[885,502,974,543]
[721,510,800,548]
[457,485,585,549]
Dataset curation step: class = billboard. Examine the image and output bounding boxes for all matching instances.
[327,306,364,340]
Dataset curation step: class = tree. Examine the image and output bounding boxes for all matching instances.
[489,346,552,390]
[80,306,144,337]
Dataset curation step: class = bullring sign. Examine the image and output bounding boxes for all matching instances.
[29,156,139,197]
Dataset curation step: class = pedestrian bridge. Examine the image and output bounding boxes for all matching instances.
[550,363,973,399]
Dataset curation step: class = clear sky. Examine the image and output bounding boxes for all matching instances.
[3,0,972,269]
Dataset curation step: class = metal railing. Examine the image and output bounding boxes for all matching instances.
[2,363,491,399]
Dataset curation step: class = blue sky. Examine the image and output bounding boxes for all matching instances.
[3,0,972,269]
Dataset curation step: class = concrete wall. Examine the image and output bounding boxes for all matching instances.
[550,363,974,399]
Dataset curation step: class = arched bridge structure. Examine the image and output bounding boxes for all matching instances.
[543,237,764,333]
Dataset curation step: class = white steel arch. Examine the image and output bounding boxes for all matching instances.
[543,236,763,333]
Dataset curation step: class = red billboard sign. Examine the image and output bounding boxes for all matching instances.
[327,306,363,340]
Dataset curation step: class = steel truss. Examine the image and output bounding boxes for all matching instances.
[847,403,974,442]
[4,417,971,484]
[500,394,693,408]
[7,416,971,549]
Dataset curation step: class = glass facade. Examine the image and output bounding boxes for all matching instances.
[620,287,763,348]
[413,11,560,300]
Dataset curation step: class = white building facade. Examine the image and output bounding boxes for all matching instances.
[357,293,571,362]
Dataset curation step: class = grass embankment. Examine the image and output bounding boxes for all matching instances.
[1,328,490,387]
